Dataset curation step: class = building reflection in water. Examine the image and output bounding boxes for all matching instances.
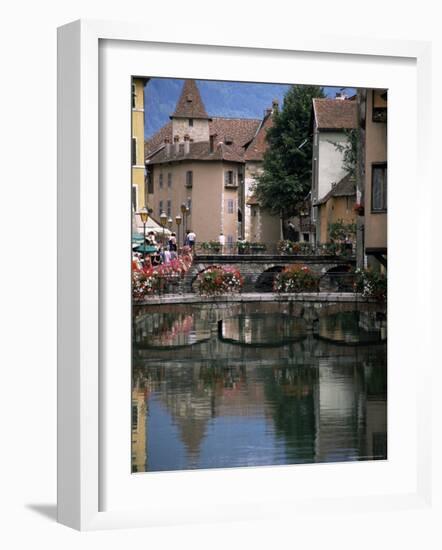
[132,306,387,472]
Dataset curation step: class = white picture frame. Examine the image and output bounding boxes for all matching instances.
[57,19,434,531]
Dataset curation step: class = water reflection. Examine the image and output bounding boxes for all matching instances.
[221,314,307,346]
[318,311,387,344]
[132,304,387,472]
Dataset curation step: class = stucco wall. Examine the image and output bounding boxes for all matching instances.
[317,132,349,200]
[244,161,280,243]
[365,91,387,251]
[131,78,146,210]
[172,117,210,142]
[149,160,241,244]
[318,196,356,244]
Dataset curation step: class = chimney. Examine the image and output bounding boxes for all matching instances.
[272,99,279,113]
[209,134,216,153]
[173,134,180,154]
[335,91,346,100]
[164,137,171,156]
[184,134,190,154]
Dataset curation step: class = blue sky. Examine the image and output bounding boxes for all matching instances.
[144,78,356,138]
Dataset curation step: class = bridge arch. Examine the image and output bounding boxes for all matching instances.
[254,265,286,292]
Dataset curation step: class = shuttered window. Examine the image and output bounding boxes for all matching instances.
[371,163,387,212]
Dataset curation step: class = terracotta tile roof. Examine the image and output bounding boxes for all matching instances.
[144,121,172,157]
[246,195,260,205]
[312,98,358,130]
[146,139,245,165]
[145,117,260,162]
[315,173,356,205]
[244,112,273,161]
[209,117,260,147]
[171,79,210,119]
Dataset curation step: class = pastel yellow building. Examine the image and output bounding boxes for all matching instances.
[315,174,357,244]
[131,77,148,212]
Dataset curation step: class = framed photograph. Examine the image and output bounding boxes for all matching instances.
[57,20,433,530]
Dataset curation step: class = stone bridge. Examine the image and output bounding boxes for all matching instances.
[185,254,356,292]
[133,293,386,363]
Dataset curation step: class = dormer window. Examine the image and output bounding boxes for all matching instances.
[189,118,193,127]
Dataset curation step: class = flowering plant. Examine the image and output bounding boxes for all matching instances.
[274,265,319,293]
[132,267,159,300]
[354,268,387,301]
[132,247,194,300]
[196,265,244,295]
[277,240,313,255]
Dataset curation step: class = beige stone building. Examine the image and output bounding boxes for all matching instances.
[144,79,280,247]
[362,89,387,268]
[244,104,281,244]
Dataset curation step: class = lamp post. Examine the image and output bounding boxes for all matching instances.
[167,217,173,249]
[180,203,187,246]
[139,206,149,262]
[175,214,182,249]
[160,211,168,247]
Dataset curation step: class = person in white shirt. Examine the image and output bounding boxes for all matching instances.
[219,232,226,254]
[187,230,196,250]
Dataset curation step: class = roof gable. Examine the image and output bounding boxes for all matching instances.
[316,173,356,205]
[313,98,358,130]
[244,112,274,161]
[171,79,210,119]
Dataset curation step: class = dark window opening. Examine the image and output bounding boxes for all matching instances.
[131,83,136,109]
[372,163,387,212]
[186,171,193,188]
[189,118,193,127]
[132,186,137,211]
[131,137,136,166]
[224,170,237,187]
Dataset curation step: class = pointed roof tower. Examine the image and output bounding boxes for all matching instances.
[171,79,210,119]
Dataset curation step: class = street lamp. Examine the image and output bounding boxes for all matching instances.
[160,211,168,246]
[139,206,149,262]
[175,214,182,248]
[180,203,187,245]
[167,217,173,230]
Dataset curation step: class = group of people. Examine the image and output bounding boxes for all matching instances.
[133,229,196,268]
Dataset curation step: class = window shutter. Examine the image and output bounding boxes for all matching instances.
[132,138,136,165]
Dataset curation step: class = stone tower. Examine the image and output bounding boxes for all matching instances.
[170,79,211,143]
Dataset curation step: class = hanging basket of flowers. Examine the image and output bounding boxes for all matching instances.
[353,202,365,216]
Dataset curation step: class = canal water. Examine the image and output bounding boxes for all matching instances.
[132,303,387,473]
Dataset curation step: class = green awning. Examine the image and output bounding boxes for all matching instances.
[133,244,158,254]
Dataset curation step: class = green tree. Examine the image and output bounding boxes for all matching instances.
[253,85,325,235]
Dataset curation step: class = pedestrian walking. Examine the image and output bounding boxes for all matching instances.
[187,229,196,250]
[168,232,177,252]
